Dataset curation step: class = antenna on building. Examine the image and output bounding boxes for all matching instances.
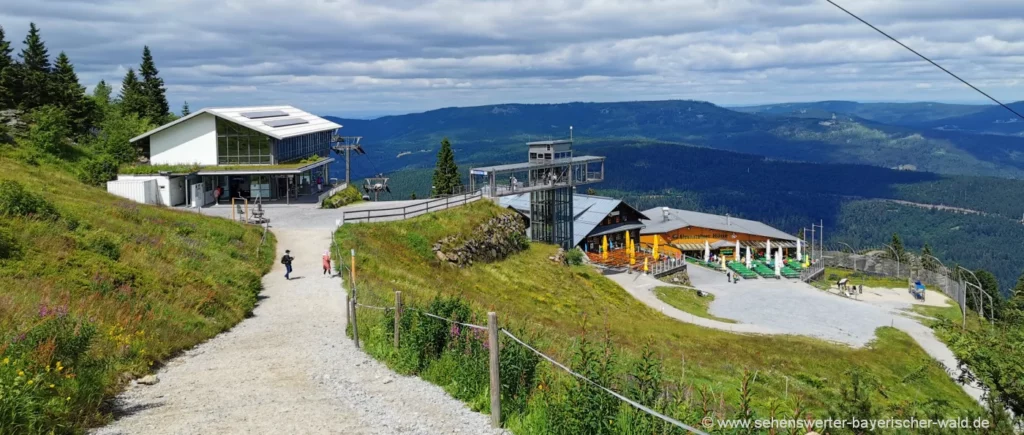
[726,213,731,225]
[570,125,573,142]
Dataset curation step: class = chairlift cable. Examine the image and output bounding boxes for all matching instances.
[825,0,1024,122]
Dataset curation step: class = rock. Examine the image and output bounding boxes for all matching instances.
[137,375,160,385]
[435,251,447,262]
[382,377,393,385]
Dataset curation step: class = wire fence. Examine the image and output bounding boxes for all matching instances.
[350,294,709,434]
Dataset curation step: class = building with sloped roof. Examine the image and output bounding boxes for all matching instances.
[109,105,343,207]
[499,193,649,252]
[640,207,799,258]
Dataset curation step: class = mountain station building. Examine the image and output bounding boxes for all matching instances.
[107,106,341,207]
[498,193,649,251]
[640,208,799,259]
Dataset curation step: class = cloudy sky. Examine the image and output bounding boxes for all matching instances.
[2,0,1023,117]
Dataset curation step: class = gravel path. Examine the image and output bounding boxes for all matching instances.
[95,228,503,435]
[608,265,985,404]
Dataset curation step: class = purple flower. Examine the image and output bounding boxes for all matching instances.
[38,304,50,317]
[449,323,461,338]
[12,333,26,343]
[55,305,69,318]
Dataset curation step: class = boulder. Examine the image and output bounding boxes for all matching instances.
[137,375,160,385]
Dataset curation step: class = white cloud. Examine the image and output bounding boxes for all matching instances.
[1,0,1022,116]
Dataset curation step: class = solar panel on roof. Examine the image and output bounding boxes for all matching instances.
[241,110,288,119]
[263,118,309,128]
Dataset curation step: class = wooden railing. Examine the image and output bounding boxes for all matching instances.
[340,191,483,224]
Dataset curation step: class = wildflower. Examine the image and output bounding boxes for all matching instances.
[49,384,55,388]
[66,396,71,401]
[2,357,8,365]
[56,305,69,318]
[27,380,34,385]
[38,304,50,317]
[17,371,24,377]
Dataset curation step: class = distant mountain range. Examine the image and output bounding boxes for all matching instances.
[327,100,1024,180]
[736,100,1024,137]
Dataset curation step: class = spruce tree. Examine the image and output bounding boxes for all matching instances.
[181,100,190,116]
[432,137,462,195]
[139,46,169,122]
[0,25,13,108]
[52,52,95,134]
[118,68,148,119]
[921,243,937,271]
[14,23,53,109]
[889,233,906,262]
[92,80,112,113]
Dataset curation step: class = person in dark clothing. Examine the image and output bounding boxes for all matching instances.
[282,250,294,280]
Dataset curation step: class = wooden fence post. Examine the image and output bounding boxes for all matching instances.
[488,312,501,428]
[394,291,402,349]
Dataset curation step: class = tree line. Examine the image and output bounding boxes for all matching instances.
[0,22,182,184]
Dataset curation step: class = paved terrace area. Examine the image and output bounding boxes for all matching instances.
[606,264,985,404]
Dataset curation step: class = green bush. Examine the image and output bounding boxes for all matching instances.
[0,225,18,260]
[564,249,584,266]
[27,106,71,158]
[77,155,119,186]
[320,185,364,209]
[81,230,120,261]
[0,179,59,220]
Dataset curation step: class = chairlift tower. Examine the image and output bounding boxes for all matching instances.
[363,175,391,201]
[468,136,605,250]
[330,135,366,185]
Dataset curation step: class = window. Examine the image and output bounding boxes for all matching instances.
[216,117,273,165]
[530,152,537,160]
[275,130,332,163]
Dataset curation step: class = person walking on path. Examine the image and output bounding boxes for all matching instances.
[322,250,332,276]
[282,250,294,280]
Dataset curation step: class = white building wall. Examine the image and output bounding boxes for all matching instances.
[106,179,157,204]
[150,113,217,166]
[115,175,187,206]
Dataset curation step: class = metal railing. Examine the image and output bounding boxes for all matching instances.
[340,191,483,224]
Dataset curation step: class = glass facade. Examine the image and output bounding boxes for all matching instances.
[216,117,273,165]
[275,130,332,163]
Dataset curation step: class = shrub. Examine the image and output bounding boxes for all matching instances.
[0,180,59,220]
[27,106,72,158]
[81,231,120,261]
[564,249,584,266]
[76,155,119,186]
[0,225,18,260]
[320,185,363,209]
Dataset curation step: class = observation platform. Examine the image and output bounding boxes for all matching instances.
[469,155,606,198]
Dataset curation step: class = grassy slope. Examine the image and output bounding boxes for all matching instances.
[812,267,909,290]
[652,286,736,324]
[335,201,977,414]
[0,155,274,429]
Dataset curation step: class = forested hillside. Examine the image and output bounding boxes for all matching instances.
[916,102,1024,136]
[327,100,1024,179]
[732,101,987,125]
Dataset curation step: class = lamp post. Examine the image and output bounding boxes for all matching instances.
[957,266,994,323]
[835,241,856,271]
[923,254,963,328]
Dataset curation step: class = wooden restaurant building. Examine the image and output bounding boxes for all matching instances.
[639,208,799,259]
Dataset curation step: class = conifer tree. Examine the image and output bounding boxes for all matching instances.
[139,46,169,122]
[921,243,937,271]
[889,233,906,262]
[52,52,96,134]
[432,137,462,195]
[92,80,112,113]
[14,23,53,109]
[0,25,13,108]
[119,68,148,119]
[181,100,190,116]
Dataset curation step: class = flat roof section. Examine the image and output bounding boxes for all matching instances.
[470,155,604,174]
[130,105,342,143]
[526,139,573,146]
